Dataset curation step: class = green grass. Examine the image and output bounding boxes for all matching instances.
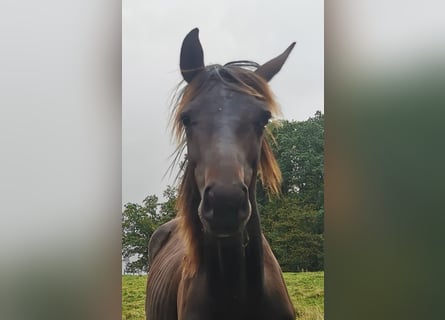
[122,272,324,320]
[122,275,147,319]
[283,272,324,320]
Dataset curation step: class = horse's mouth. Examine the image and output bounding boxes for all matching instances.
[214,233,238,239]
[211,229,250,248]
[201,223,243,239]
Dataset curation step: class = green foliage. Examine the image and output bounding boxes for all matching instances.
[260,111,324,271]
[261,195,324,271]
[122,187,178,273]
[122,272,324,320]
[266,111,324,209]
[158,185,178,224]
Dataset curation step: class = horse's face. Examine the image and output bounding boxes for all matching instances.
[178,28,295,238]
[181,83,271,237]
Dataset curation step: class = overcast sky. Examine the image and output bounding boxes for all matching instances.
[123,0,324,204]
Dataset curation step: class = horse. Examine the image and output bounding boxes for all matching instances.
[145,28,296,320]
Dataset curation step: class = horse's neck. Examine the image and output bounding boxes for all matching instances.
[204,235,247,299]
[202,209,264,303]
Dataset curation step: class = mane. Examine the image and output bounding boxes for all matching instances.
[168,62,282,276]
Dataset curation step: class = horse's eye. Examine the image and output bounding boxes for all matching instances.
[181,115,191,127]
[261,117,271,127]
[257,111,272,128]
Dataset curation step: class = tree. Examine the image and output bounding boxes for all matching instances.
[261,195,324,271]
[259,111,324,271]
[268,112,324,209]
[121,196,158,273]
[121,186,179,273]
[158,185,178,224]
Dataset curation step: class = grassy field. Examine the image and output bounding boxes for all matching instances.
[122,271,324,320]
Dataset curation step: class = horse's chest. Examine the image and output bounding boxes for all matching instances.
[178,274,253,320]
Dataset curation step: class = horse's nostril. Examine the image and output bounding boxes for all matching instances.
[202,182,249,213]
[204,185,213,197]
[200,182,251,236]
[203,185,214,208]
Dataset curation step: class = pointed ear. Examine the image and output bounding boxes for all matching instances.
[255,42,296,82]
[180,28,205,83]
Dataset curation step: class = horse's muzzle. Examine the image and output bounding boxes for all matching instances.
[199,182,251,236]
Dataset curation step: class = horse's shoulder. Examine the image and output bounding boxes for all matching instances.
[260,233,296,320]
[148,218,179,267]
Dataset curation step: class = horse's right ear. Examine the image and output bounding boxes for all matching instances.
[180,28,205,83]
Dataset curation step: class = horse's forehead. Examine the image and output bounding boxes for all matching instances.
[189,83,264,114]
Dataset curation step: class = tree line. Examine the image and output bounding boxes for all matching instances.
[122,111,324,273]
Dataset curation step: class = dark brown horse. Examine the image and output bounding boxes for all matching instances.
[146,28,296,320]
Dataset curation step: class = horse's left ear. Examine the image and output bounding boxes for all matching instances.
[255,42,296,82]
[180,28,205,83]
